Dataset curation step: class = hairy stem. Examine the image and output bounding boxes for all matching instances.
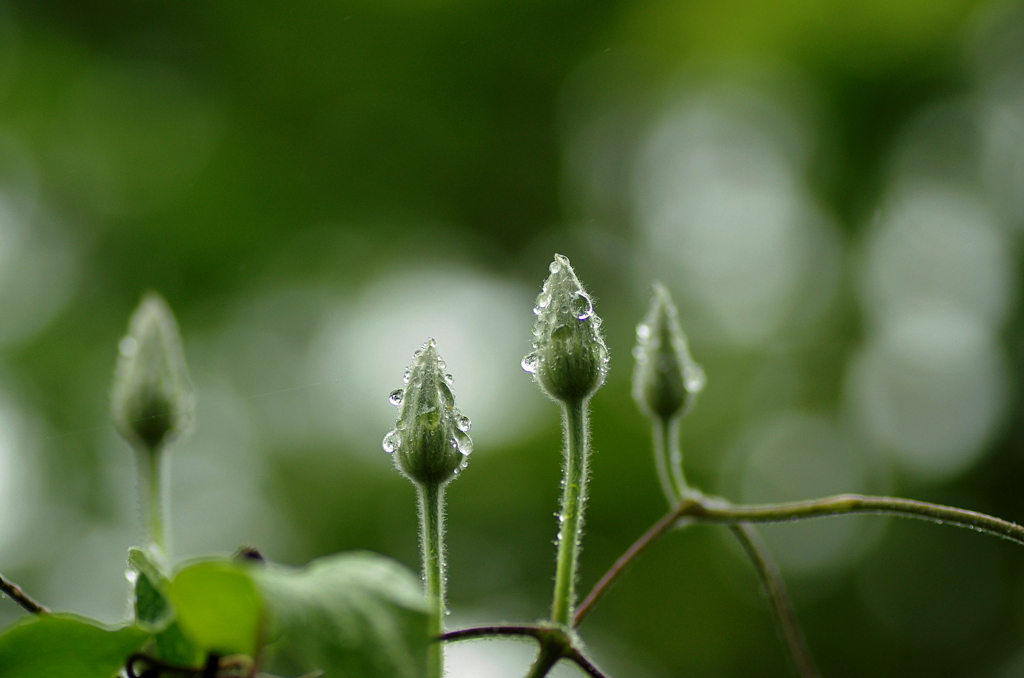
[729,523,818,678]
[442,624,610,678]
[551,399,589,627]
[575,491,1024,629]
[419,483,446,678]
[686,494,1024,544]
[0,571,48,615]
[137,448,166,556]
[651,418,677,503]
[664,417,685,500]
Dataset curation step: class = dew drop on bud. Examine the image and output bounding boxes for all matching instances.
[403,369,411,384]
[570,291,593,320]
[382,429,401,453]
[636,324,650,341]
[125,569,139,584]
[119,337,138,357]
[440,382,455,408]
[549,259,562,274]
[456,415,471,432]
[444,373,454,387]
[455,430,473,455]
[521,352,539,374]
[685,366,707,394]
[389,389,404,406]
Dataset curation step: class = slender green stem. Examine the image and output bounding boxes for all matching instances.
[663,417,686,500]
[729,523,818,678]
[551,399,589,627]
[137,448,166,556]
[0,571,48,614]
[419,483,446,678]
[652,418,677,504]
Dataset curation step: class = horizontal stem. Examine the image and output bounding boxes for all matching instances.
[442,624,609,678]
[441,625,546,643]
[0,572,48,615]
[574,492,1024,629]
[683,494,1024,545]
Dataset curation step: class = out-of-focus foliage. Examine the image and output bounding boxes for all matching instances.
[1,0,1024,676]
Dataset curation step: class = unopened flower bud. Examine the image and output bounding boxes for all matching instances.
[111,293,194,455]
[384,339,472,487]
[632,283,705,421]
[522,254,609,403]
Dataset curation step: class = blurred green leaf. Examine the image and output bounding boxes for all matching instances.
[0,613,148,678]
[168,560,261,657]
[252,551,430,678]
[128,547,202,666]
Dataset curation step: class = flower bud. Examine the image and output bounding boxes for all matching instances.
[111,293,194,455]
[522,254,609,403]
[384,339,472,487]
[632,283,705,421]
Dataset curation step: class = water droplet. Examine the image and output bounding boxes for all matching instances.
[636,324,650,341]
[439,382,455,408]
[396,419,407,431]
[438,359,447,371]
[456,415,471,432]
[455,430,473,455]
[521,353,539,373]
[389,389,404,406]
[444,373,454,387]
[125,569,139,584]
[119,337,137,357]
[570,292,593,320]
[685,365,707,394]
[403,369,411,384]
[549,259,562,274]
[382,429,401,453]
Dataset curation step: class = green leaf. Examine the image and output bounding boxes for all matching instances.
[128,546,202,666]
[129,547,173,631]
[252,551,430,678]
[168,560,261,656]
[0,614,148,678]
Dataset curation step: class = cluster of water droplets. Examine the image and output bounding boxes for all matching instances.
[522,254,609,381]
[383,339,473,476]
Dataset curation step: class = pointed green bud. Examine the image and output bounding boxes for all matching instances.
[632,283,705,422]
[384,339,473,487]
[522,254,609,403]
[111,292,194,455]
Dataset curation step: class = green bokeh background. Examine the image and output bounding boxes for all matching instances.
[2,1,1024,676]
